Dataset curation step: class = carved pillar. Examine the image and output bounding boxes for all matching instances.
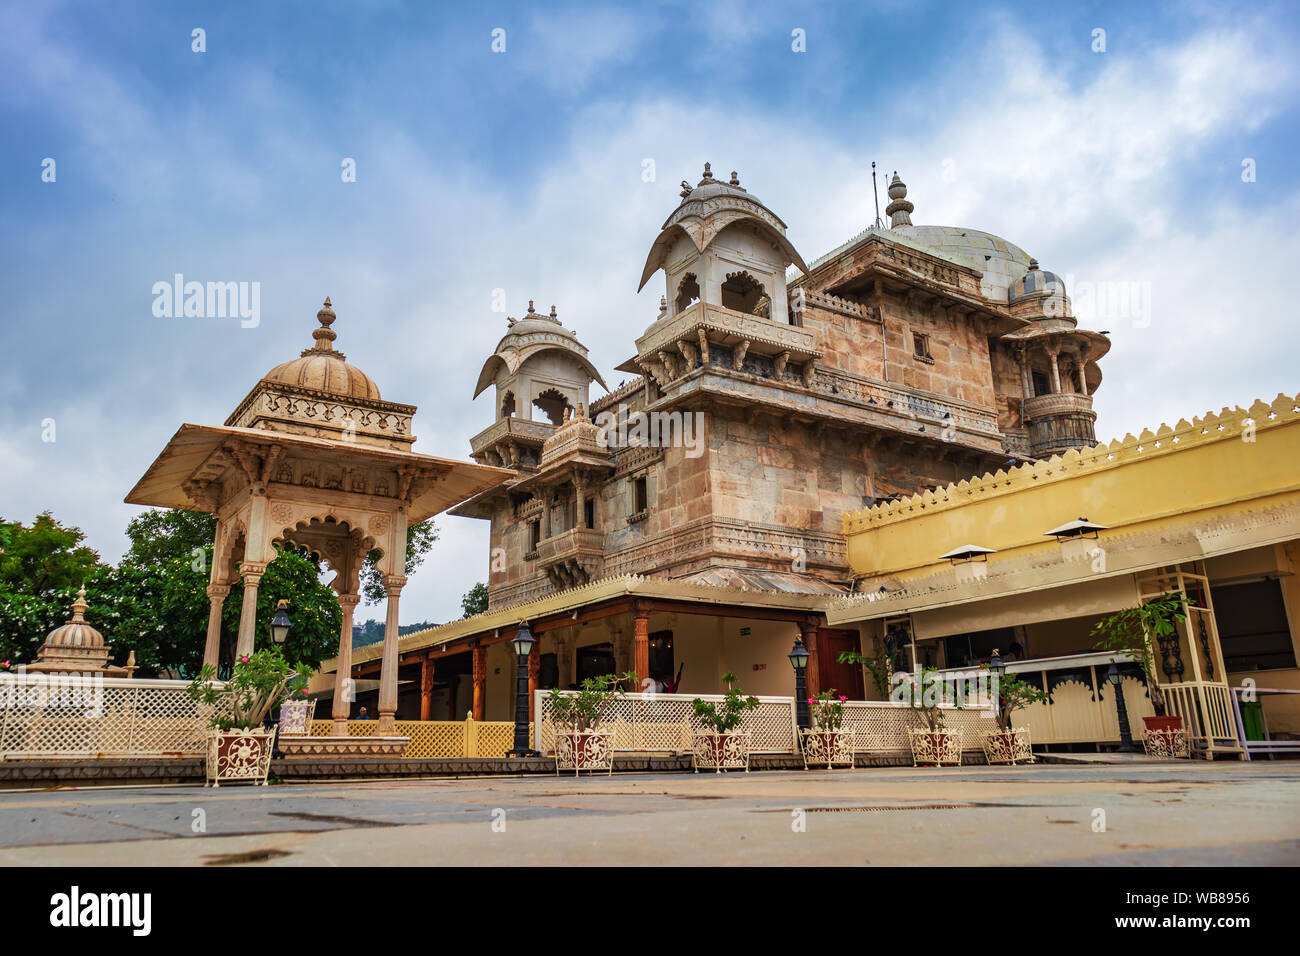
[331,593,360,734]
[377,573,407,735]
[1046,345,1062,394]
[575,476,587,530]
[527,641,540,723]
[202,584,230,670]
[1075,353,1088,393]
[633,600,651,688]
[472,643,487,721]
[234,561,267,659]
[420,656,436,721]
[800,619,821,700]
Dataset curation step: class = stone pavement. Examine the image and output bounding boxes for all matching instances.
[0,763,1296,866]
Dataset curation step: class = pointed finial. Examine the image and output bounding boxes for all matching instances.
[550,304,558,319]
[701,162,713,181]
[312,297,338,350]
[885,172,914,228]
[680,180,692,198]
[70,585,88,623]
[1028,258,1040,271]
[729,170,740,186]
[527,299,535,314]
[659,295,667,313]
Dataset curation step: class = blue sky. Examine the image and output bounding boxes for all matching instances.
[3,0,1299,624]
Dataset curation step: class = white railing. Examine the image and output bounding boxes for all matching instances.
[535,691,797,754]
[534,691,999,756]
[1161,681,1240,753]
[0,675,222,761]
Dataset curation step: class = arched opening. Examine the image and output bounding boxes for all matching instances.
[500,390,516,418]
[533,388,570,426]
[721,271,768,316]
[674,273,700,313]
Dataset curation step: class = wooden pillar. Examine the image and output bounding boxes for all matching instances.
[633,600,651,689]
[377,573,406,735]
[420,656,436,721]
[527,641,540,723]
[331,593,360,734]
[472,643,486,721]
[234,561,266,660]
[202,584,230,670]
[801,619,821,700]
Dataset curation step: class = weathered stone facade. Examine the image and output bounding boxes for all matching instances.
[458,167,1109,607]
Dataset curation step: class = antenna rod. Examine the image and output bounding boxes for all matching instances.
[872,161,883,228]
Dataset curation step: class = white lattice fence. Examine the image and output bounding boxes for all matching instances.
[841,701,998,753]
[0,676,224,760]
[307,718,526,759]
[536,692,797,754]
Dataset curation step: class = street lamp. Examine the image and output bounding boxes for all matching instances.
[788,636,810,733]
[1107,662,1137,753]
[269,599,293,645]
[507,621,539,757]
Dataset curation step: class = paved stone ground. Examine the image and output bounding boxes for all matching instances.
[0,763,1296,866]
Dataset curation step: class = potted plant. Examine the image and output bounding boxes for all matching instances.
[898,666,963,766]
[547,671,634,775]
[802,689,854,770]
[691,672,759,772]
[981,663,1046,765]
[1091,592,1186,735]
[187,648,312,787]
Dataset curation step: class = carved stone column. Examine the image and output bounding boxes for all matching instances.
[234,561,267,659]
[472,643,487,721]
[331,592,360,735]
[420,655,436,721]
[1046,345,1062,394]
[376,573,407,735]
[202,584,230,670]
[633,600,651,689]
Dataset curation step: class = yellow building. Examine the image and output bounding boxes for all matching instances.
[827,392,1300,758]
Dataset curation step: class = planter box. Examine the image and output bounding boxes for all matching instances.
[908,728,963,767]
[553,727,615,776]
[800,728,855,770]
[692,731,751,773]
[205,729,275,787]
[1141,715,1188,758]
[982,728,1034,765]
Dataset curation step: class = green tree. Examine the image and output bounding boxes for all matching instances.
[0,514,108,665]
[359,520,439,605]
[461,582,489,618]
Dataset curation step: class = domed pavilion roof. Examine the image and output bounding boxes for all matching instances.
[261,298,382,401]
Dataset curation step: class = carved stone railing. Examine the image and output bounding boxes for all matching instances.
[813,367,1002,437]
[535,528,606,567]
[469,416,556,455]
[1022,391,1094,420]
[635,302,821,367]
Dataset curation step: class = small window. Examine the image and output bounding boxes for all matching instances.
[633,476,648,513]
[1032,371,1051,397]
[912,332,931,359]
[528,520,541,552]
[583,498,595,529]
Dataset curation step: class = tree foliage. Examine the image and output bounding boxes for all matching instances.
[461,582,489,618]
[359,520,438,605]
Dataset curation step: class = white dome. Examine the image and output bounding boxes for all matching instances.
[893,224,1032,302]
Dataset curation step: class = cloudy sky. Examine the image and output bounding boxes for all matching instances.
[2,0,1298,625]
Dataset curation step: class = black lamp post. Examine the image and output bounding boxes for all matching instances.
[507,621,539,757]
[1107,662,1137,753]
[266,600,293,758]
[988,648,1004,722]
[788,636,810,734]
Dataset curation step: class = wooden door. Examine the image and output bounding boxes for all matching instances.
[817,628,865,700]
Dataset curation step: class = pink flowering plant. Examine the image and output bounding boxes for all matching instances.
[808,689,848,732]
[187,647,313,731]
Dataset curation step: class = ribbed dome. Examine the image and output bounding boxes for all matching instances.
[1009,260,1067,303]
[262,298,382,401]
[45,587,105,648]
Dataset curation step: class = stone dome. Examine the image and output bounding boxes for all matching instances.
[893,224,1033,302]
[44,587,105,648]
[262,298,383,401]
[1009,259,1067,302]
[680,163,763,205]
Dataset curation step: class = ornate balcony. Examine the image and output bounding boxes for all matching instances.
[468,416,556,469]
[1022,391,1094,420]
[1022,391,1097,459]
[535,527,606,589]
